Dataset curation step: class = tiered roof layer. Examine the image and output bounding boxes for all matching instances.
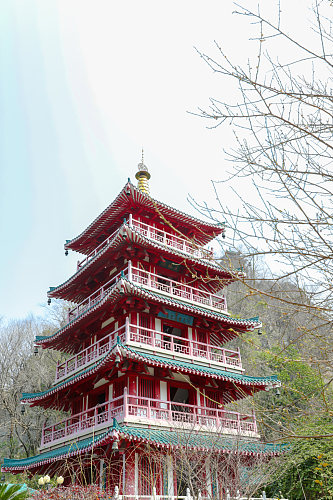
[65,182,225,255]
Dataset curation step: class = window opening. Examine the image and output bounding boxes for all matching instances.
[157,274,170,292]
[176,471,188,497]
[97,391,106,416]
[170,386,189,404]
[169,385,193,422]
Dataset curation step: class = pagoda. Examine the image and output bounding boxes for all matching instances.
[3,160,281,495]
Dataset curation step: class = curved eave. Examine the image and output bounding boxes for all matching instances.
[1,426,118,473]
[2,421,286,472]
[36,279,262,353]
[121,345,280,388]
[49,224,238,302]
[21,342,279,407]
[21,346,120,407]
[65,182,225,255]
[48,226,127,302]
[117,424,286,456]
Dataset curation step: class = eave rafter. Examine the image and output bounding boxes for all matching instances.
[49,224,235,304]
[22,342,279,411]
[38,279,260,354]
[64,182,225,255]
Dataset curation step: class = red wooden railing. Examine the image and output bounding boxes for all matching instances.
[55,324,127,381]
[41,392,257,447]
[129,264,227,311]
[67,262,227,324]
[55,320,241,382]
[127,323,241,367]
[67,270,122,322]
[76,226,121,270]
[130,216,214,260]
[75,215,214,271]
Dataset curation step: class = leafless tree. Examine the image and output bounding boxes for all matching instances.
[190,1,333,375]
[0,311,66,460]
[147,428,280,499]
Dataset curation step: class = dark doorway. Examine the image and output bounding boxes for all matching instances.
[163,323,186,353]
[170,386,189,404]
[177,474,188,497]
[97,391,106,415]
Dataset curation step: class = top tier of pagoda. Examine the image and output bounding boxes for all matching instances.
[64,163,225,257]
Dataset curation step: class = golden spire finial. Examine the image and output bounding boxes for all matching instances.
[135,149,151,195]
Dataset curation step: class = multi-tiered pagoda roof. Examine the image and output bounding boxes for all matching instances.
[3,161,282,492]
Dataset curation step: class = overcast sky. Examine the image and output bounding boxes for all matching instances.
[0,0,316,320]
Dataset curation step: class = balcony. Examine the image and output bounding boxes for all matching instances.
[67,262,227,324]
[76,216,214,271]
[54,321,242,383]
[129,264,227,312]
[127,323,242,369]
[68,270,122,322]
[130,216,214,260]
[55,324,126,382]
[40,392,258,449]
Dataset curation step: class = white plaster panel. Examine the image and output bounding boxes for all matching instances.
[101,316,115,329]
[94,378,107,389]
[160,381,168,401]
[135,453,139,495]
[167,455,174,496]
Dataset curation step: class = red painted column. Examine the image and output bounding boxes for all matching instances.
[130,311,137,326]
[128,375,137,397]
[154,372,160,400]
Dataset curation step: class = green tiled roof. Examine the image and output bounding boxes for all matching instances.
[49,223,234,302]
[65,182,224,253]
[2,428,113,471]
[21,342,279,403]
[119,424,286,455]
[2,420,286,471]
[123,280,260,326]
[122,345,279,386]
[36,280,261,347]
[21,346,119,401]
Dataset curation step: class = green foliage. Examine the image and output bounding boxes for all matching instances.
[0,484,28,500]
[265,419,333,500]
[253,346,327,437]
[251,347,333,499]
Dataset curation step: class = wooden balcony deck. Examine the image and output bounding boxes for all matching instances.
[55,321,242,383]
[67,262,227,324]
[40,392,257,449]
[76,216,214,271]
